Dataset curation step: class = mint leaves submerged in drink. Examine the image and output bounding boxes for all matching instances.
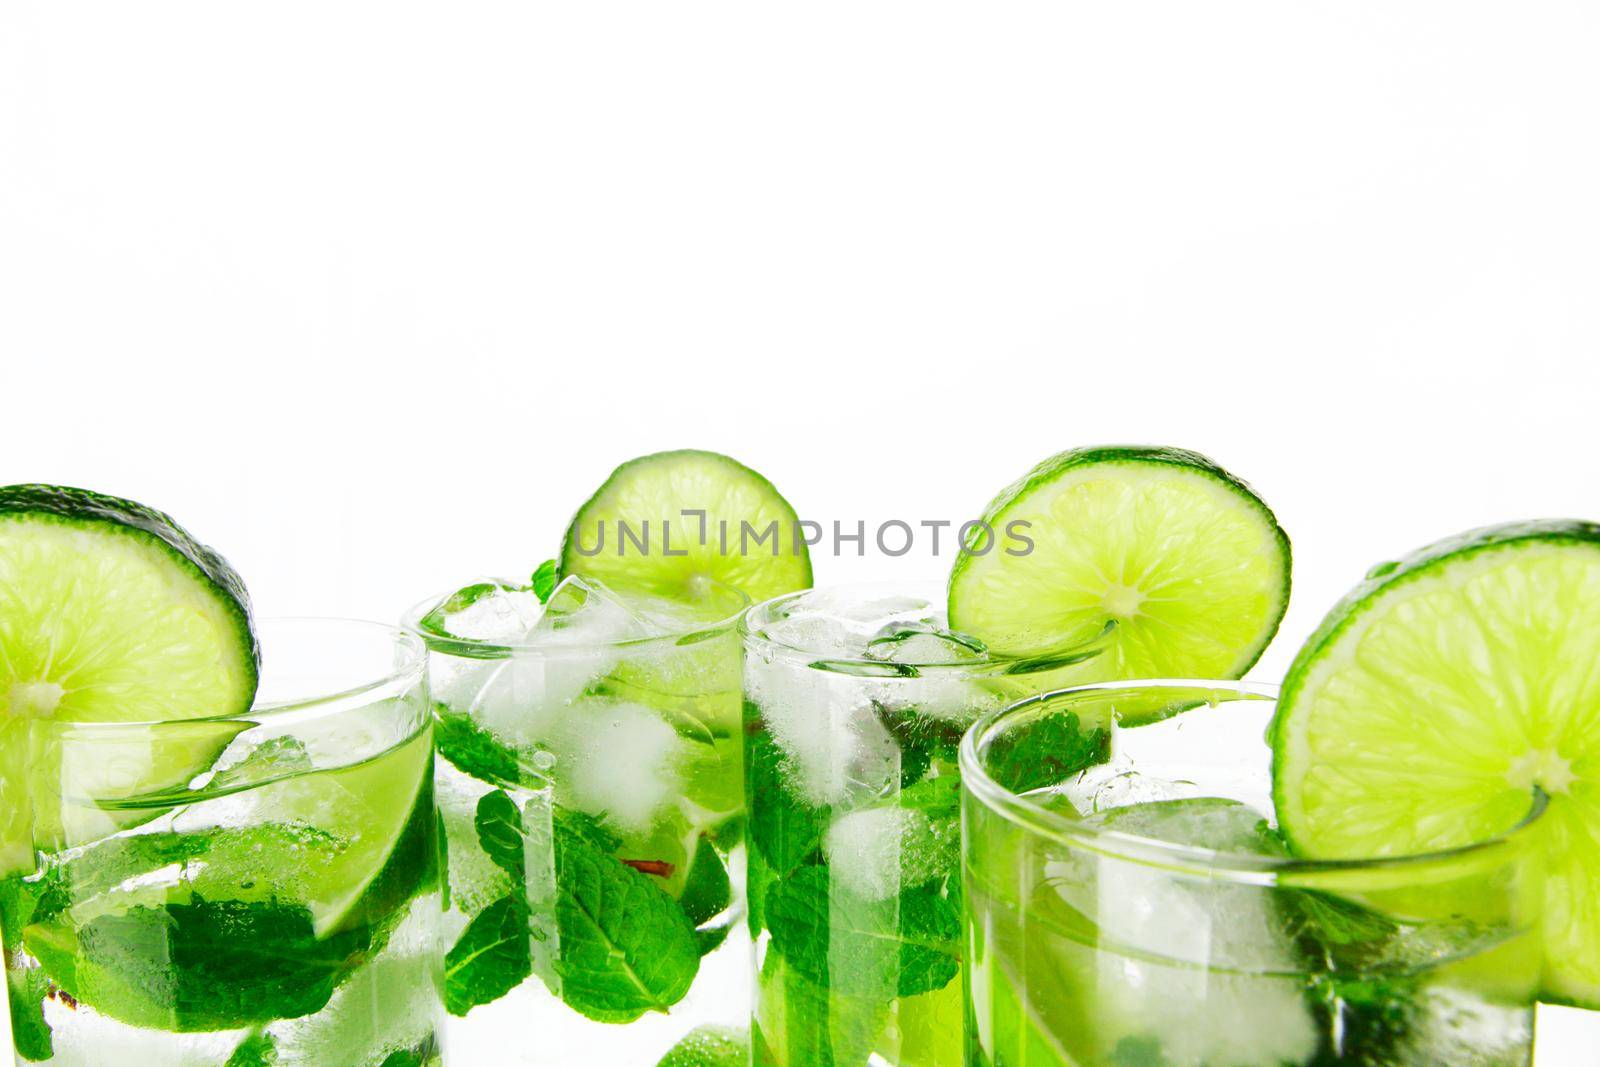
[442,787,734,1022]
[3,806,435,1037]
[0,737,437,1053]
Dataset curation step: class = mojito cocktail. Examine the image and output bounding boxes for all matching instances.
[742,584,1112,1067]
[405,448,812,1065]
[0,486,441,1067]
[961,682,1544,1067]
[407,574,752,1064]
[2,619,441,1066]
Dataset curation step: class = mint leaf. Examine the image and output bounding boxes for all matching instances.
[3,791,435,1037]
[1303,972,1416,1063]
[873,703,969,774]
[747,721,830,878]
[678,836,732,928]
[453,793,698,1019]
[765,867,960,998]
[1,871,69,944]
[379,1048,429,1067]
[435,705,527,787]
[549,806,700,1022]
[224,1031,278,1067]
[25,898,371,1031]
[1274,877,1415,1062]
[474,789,526,872]
[1110,1035,1169,1066]
[694,920,733,956]
[1282,887,1399,949]
[531,560,559,602]
[436,809,452,912]
[746,719,830,941]
[557,806,623,854]
[443,894,533,1017]
[6,964,53,1062]
[897,774,960,816]
[442,789,537,1015]
[417,580,527,637]
[982,708,1109,794]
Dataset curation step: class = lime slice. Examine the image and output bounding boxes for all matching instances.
[948,446,1291,675]
[560,450,812,602]
[0,485,259,872]
[656,1024,747,1067]
[1272,521,1600,1007]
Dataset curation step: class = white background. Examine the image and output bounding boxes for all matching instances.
[1,2,1596,1061]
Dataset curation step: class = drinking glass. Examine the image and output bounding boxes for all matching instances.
[960,680,1546,1067]
[741,583,1113,1067]
[404,579,750,1065]
[0,619,441,1067]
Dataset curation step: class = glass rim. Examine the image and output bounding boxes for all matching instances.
[742,581,1117,675]
[401,576,751,657]
[38,617,426,733]
[958,677,1550,879]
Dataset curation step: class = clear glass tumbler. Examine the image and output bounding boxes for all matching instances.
[741,583,1113,1067]
[0,618,441,1067]
[404,580,750,1065]
[960,680,1546,1067]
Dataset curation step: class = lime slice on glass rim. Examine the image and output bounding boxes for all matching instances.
[560,449,813,603]
[0,485,260,872]
[948,446,1291,677]
[1272,521,1600,1007]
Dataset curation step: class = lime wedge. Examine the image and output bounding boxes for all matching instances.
[560,450,812,602]
[18,727,436,1031]
[1272,521,1600,1007]
[0,485,259,872]
[40,727,434,937]
[948,446,1291,675]
[292,725,437,936]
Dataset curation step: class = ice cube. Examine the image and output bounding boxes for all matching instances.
[1046,799,1305,972]
[1037,799,1317,1065]
[1082,796,1281,853]
[864,626,986,665]
[1053,757,1205,817]
[870,671,1000,726]
[532,575,650,646]
[268,895,440,1065]
[434,576,659,743]
[425,578,544,642]
[798,590,939,632]
[824,802,958,902]
[824,806,908,901]
[758,611,871,660]
[548,699,687,835]
[40,998,241,1066]
[745,651,902,807]
[435,762,516,915]
[758,589,942,658]
[624,587,732,637]
[434,653,568,749]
